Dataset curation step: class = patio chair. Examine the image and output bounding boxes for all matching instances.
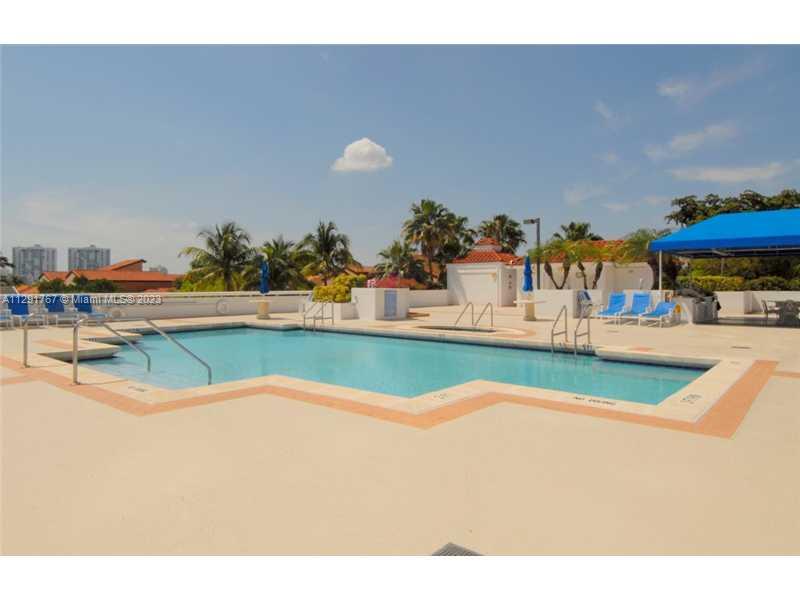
[617,292,652,324]
[762,299,780,326]
[44,295,81,326]
[0,308,13,329]
[73,295,109,323]
[595,292,626,322]
[6,295,46,327]
[638,301,677,327]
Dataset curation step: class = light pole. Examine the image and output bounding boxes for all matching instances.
[523,218,541,289]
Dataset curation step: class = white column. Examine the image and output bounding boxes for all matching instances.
[658,251,663,295]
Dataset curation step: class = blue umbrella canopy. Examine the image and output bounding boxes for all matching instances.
[260,260,270,294]
[522,255,534,292]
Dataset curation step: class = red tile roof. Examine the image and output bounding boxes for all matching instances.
[71,270,179,282]
[452,251,524,265]
[102,258,146,271]
[474,237,500,246]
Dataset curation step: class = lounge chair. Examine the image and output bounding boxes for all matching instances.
[0,308,13,329]
[44,295,81,326]
[595,292,626,322]
[73,295,108,323]
[638,301,677,327]
[6,295,46,327]
[617,292,652,324]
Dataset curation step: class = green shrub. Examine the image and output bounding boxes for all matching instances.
[675,275,745,293]
[745,276,790,291]
[788,278,800,291]
[312,273,366,303]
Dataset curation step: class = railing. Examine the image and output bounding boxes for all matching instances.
[144,319,212,385]
[474,302,494,328]
[573,302,593,354]
[70,317,211,385]
[454,302,474,327]
[302,301,334,331]
[550,305,569,352]
[21,313,47,367]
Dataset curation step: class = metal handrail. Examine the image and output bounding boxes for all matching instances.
[303,301,334,331]
[550,305,569,353]
[22,313,47,367]
[100,322,152,372]
[454,302,474,327]
[474,302,494,328]
[73,314,90,383]
[144,319,212,385]
[573,302,592,354]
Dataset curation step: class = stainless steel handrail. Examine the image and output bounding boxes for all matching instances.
[144,319,212,385]
[100,322,152,372]
[304,301,334,331]
[474,302,494,328]
[22,313,46,367]
[573,302,592,354]
[454,302,474,327]
[550,305,569,352]
[73,314,90,383]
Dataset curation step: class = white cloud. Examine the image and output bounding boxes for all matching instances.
[669,161,790,184]
[602,202,629,213]
[563,184,607,207]
[645,122,737,161]
[593,100,624,127]
[657,58,764,106]
[599,151,620,165]
[331,137,393,172]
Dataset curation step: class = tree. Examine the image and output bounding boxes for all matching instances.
[666,188,800,227]
[179,222,255,291]
[375,240,425,281]
[260,236,311,290]
[530,238,576,289]
[478,214,526,253]
[618,228,679,290]
[552,221,603,242]
[300,221,357,285]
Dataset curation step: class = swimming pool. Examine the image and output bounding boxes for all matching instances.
[84,327,705,404]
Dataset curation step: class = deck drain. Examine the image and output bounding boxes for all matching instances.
[731,345,752,350]
[432,543,481,556]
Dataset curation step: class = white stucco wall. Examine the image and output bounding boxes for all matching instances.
[408,289,451,307]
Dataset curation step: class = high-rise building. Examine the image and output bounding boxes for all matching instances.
[12,245,57,283]
[68,245,111,270]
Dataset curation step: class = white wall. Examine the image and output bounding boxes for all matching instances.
[408,289,450,307]
[446,264,501,306]
[351,288,410,320]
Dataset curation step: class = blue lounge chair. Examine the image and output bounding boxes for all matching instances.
[617,292,652,324]
[44,295,81,326]
[638,301,677,327]
[0,308,13,329]
[595,292,626,322]
[73,295,108,323]
[6,295,46,327]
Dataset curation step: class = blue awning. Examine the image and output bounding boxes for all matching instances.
[649,208,800,258]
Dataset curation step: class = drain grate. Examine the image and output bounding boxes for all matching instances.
[432,542,482,556]
[731,345,752,349]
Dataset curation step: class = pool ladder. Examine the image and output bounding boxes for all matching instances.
[550,304,593,354]
[66,316,212,385]
[303,301,334,331]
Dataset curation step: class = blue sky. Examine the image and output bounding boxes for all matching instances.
[2,45,799,271]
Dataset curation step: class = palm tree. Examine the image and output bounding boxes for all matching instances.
[617,228,677,289]
[478,214,527,253]
[375,240,425,280]
[300,221,357,285]
[530,238,577,289]
[260,236,311,290]
[403,199,453,282]
[179,222,254,291]
[553,221,603,241]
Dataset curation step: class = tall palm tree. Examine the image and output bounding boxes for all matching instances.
[179,222,254,291]
[300,221,356,285]
[553,221,603,241]
[375,240,425,280]
[618,228,677,289]
[260,236,310,290]
[478,214,527,253]
[403,199,452,282]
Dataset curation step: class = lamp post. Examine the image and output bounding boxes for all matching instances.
[523,218,541,289]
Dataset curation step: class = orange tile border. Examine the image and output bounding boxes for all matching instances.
[0,375,32,385]
[773,370,800,379]
[0,354,777,438]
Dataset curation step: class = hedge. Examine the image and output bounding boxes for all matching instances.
[676,275,745,293]
[312,273,367,303]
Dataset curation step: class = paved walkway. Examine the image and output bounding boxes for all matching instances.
[2,308,799,554]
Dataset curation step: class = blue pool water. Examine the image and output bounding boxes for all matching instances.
[85,328,703,403]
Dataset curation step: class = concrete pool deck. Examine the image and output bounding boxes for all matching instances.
[2,306,799,554]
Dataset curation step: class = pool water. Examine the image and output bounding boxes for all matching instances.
[85,328,704,403]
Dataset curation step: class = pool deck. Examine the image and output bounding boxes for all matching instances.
[2,306,799,554]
